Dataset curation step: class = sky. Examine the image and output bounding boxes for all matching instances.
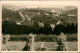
[1,1,79,8]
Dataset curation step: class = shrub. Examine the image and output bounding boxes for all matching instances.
[4,34,78,42]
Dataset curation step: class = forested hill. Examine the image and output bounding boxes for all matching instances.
[62,8,78,25]
[64,8,77,16]
[2,6,77,35]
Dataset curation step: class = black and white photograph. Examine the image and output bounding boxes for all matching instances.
[1,1,79,51]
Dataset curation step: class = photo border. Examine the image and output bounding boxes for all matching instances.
[0,0,80,53]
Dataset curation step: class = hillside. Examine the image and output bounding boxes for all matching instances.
[39,6,77,13]
[63,8,78,25]
[64,8,77,15]
[2,7,77,25]
[2,7,77,35]
[2,7,22,22]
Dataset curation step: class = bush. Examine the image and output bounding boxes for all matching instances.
[4,34,77,42]
[66,34,77,41]
[10,35,29,41]
[35,35,57,42]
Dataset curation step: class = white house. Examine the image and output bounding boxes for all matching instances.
[68,14,75,16]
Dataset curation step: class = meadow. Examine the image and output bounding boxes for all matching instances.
[2,41,78,51]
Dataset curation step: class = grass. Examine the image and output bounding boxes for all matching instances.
[2,41,78,51]
[2,41,26,51]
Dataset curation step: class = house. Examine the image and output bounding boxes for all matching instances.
[45,13,49,16]
[50,23,55,30]
[25,15,31,22]
[56,20,61,25]
[16,21,22,25]
[38,21,44,27]
[68,14,75,16]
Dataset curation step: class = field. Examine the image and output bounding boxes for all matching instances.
[2,41,78,51]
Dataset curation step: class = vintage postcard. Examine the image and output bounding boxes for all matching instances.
[0,0,80,53]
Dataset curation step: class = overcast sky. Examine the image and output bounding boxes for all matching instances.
[1,1,79,8]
